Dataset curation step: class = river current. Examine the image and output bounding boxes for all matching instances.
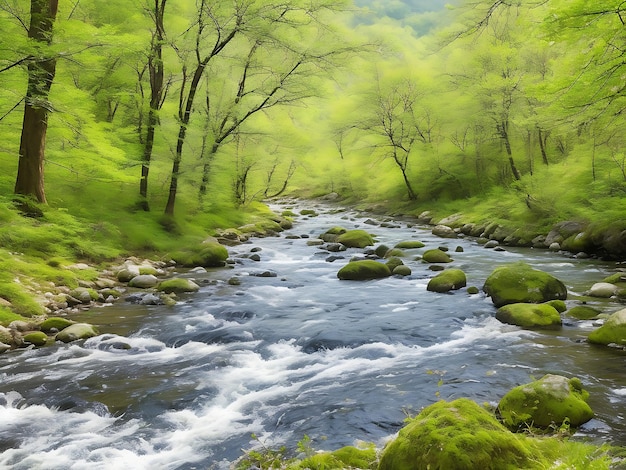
[0,200,625,469]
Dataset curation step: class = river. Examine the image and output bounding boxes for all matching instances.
[0,200,624,469]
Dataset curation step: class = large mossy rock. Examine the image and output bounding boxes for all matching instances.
[39,317,75,332]
[336,229,375,248]
[379,398,533,470]
[55,323,99,343]
[157,278,200,294]
[498,374,593,429]
[337,260,391,280]
[427,269,467,293]
[496,303,562,329]
[422,249,452,263]
[588,308,626,347]
[483,262,567,307]
[172,242,229,267]
[395,240,425,249]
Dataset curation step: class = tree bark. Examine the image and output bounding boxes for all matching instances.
[139,0,167,211]
[498,120,521,181]
[14,0,59,204]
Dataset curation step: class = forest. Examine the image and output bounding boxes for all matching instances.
[1,0,625,319]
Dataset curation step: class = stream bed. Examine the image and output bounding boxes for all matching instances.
[0,200,625,469]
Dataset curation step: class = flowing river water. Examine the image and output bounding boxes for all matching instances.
[0,200,625,469]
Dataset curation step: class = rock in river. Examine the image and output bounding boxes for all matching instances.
[337,260,391,280]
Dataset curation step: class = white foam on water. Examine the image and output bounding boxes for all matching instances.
[612,388,626,396]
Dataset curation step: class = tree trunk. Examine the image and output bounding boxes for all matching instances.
[14,0,59,204]
[164,64,205,216]
[498,120,521,181]
[538,127,549,166]
[139,0,167,211]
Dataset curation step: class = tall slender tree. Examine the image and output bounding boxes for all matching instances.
[14,0,59,205]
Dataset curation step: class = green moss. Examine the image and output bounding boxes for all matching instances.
[139,266,158,275]
[0,282,44,317]
[498,375,593,429]
[55,323,99,343]
[588,308,626,347]
[385,256,404,272]
[172,242,229,267]
[325,226,347,235]
[379,398,534,470]
[427,269,467,293]
[336,229,375,248]
[483,262,567,307]
[157,278,200,294]
[384,248,405,258]
[422,249,452,263]
[23,331,48,346]
[0,307,27,326]
[337,260,391,280]
[297,445,377,470]
[40,317,75,332]
[393,265,412,276]
[546,299,567,313]
[567,305,601,320]
[375,244,390,257]
[496,303,562,329]
[395,240,425,249]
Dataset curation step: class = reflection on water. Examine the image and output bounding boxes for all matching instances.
[0,201,624,468]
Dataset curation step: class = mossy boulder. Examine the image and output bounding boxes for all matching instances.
[422,249,452,264]
[395,240,425,249]
[567,305,601,320]
[172,242,229,268]
[379,398,533,470]
[298,445,376,470]
[319,226,347,243]
[588,308,626,347]
[385,257,404,272]
[336,229,375,248]
[498,375,593,429]
[23,331,48,346]
[337,260,391,280]
[40,317,75,332]
[545,299,567,313]
[393,265,412,276]
[496,303,562,329]
[483,262,567,307]
[157,278,200,294]
[55,323,99,343]
[427,269,467,293]
[69,287,98,304]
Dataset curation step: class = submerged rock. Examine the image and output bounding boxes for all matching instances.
[483,262,567,307]
[379,398,533,470]
[337,260,391,280]
[498,375,593,429]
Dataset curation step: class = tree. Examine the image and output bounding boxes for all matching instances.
[139,0,168,211]
[14,0,59,205]
[163,0,350,217]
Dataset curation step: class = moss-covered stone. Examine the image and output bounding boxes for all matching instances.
[384,248,405,258]
[336,229,375,248]
[172,242,229,268]
[157,278,200,294]
[69,287,98,303]
[498,375,593,429]
[298,445,377,470]
[39,317,75,332]
[379,398,533,470]
[375,244,390,257]
[128,274,159,288]
[467,286,480,294]
[496,303,562,329]
[23,331,48,346]
[55,323,99,343]
[427,269,467,293]
[393,265,412,276]
[588,308,626,347]
[545,299,567,313]
[337,260,391,280]
[567,305,601,320]
[483,262,567,307]
[385,257,404,272]
[422,249,452,263]
[395,240,425,249]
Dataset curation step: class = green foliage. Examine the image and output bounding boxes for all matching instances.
[0,307,27,327]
